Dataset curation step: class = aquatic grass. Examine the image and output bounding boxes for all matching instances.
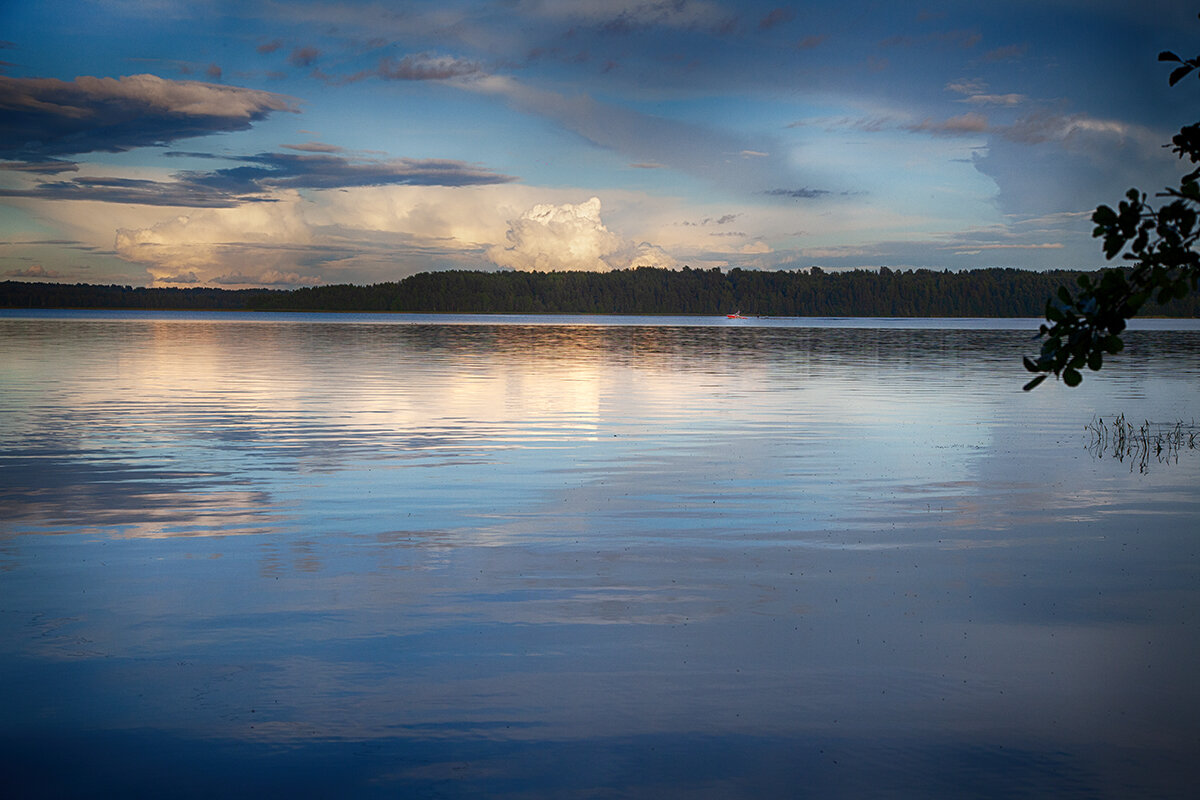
[1086,413,1199,472]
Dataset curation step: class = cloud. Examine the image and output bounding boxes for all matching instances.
[0,74,297,158]
[974,111,1173,217]
[157,270,200,283]
[99,185,655,285]
[946,78,987,95]
[281,141,345,153]
[484,195,680,272]
[290,46,321,67]
[759,9,795,30]
[945,242,1064,250]
[905,112,989,136]
[682,213,741,226]
[190,152,517,191]
[488,196,624,271]
[763,187,831,199]
[879,30,981,49]
[211,270,318,286]
[377,53,486,81]
[256,39,283,55]
[113,199,331,284]
[325,53,488,86]
[469,75,799,194]
[5,264,68,279]
[0,152,516,207]
[525,0,732,35]
[981,44,1027,62]
[796,108,994,139]
[963,93,1024,106]
[796,35,827,49]
[0,158,78,174]
[0,175,256,207]
[999,112,1147,148]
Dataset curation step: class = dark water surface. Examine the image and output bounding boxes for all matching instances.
[3,311,1199,798]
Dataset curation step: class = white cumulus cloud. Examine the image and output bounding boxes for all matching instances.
[488,196,624,272]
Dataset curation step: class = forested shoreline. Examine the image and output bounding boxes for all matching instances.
[4,266,1199,317]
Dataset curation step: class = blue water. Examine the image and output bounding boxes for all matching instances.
[2,311,1199,798]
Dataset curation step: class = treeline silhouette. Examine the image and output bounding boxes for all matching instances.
[0,282,269,310]
[5,266,1199,317]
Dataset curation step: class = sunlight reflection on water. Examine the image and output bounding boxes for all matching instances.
[2,312,1199,798]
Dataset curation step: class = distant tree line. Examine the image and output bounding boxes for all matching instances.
[0,282,270,310]
[4,266,1199,317]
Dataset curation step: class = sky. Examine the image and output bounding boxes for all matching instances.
[0,0,1197,289]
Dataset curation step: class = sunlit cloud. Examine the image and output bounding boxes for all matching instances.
[488,196,624,272]
[4,264,68,278]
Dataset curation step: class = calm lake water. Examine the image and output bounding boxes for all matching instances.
[2,310,1199,798]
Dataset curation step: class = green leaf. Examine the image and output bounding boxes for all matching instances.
[1022,374,1048,392]
[1063,367,1082,387]
[1159,50,1183,62]
[1022,356,1041,373]
[1087,350,1103,371]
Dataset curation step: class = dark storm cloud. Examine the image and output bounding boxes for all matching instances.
[0,74,297,159]
[0,151,516,207]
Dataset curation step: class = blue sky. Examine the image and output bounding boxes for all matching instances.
[1,0,1196,288]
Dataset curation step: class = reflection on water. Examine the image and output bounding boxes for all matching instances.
[2,312,1199,798]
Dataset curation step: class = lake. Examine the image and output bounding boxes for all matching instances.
[2,310,1199,798]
